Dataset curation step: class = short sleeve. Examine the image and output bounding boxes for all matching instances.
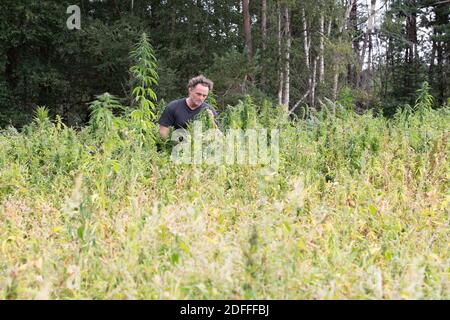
[158,105,175,127]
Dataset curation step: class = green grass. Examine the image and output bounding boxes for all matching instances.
[0,100,448,299]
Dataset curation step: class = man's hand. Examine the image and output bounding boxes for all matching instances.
[159,125,170,139]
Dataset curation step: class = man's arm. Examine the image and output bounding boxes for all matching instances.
[158,103,175,139]
[159,125,170,139]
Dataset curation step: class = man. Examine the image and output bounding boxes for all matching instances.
[158,75,218,139]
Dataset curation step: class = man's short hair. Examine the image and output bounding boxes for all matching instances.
[187,75,213,91]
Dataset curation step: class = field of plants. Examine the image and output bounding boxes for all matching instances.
[0,86,449,299]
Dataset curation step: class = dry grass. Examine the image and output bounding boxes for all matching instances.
[0,103,448,299]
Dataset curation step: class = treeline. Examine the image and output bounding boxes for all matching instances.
[0,0,449,127]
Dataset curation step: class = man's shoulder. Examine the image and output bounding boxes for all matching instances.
[167,98,186,110]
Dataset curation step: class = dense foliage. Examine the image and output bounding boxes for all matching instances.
[0,90,448,298]
[0,2,448,300]
[1,0,449,127]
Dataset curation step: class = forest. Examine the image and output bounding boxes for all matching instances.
[1,0,449,126]
[0,0,448,300]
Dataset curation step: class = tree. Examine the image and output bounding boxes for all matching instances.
[243,0,253,63]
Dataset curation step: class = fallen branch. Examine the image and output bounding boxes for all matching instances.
[287,89,310,116]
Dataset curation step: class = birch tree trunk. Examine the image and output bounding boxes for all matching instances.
[359,0,376,86]
[311,58,318,108]
[333,0,356,101]
[302,8,311,104]
[302,8,310,70]
[277,2,283,105]
[282,4,291,109]
[319,14,325,84]
[327,19,332,37]
[367,0,376,73]
[429,38,436,82]
[333,65,339,102]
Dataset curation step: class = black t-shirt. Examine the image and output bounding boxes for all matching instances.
[158,98,218,129]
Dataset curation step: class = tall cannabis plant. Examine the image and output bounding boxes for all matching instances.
[415,81,434,112]
[129,32,159,142]
[88,92,123,137]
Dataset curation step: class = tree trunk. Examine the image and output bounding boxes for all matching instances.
[327,19,332,37]
[261,0,267,52]
[436,39,443,102]
[242,0,253,63]
[429,38,436,83]
[386,36,393,98]
[302,8,310,70]
[311,58,318,108]
[403,0,418,96]
[302,8,311,104]
[282,4,291,109]
[319,14,325,84]
[367,0,376,74]
[277,2,283,105]
[332,0,356,101]
[333,65,339,102]
[405,0,417,64]
[260,0,267,88]
[433,2,449,104]
[359,0,377,86]
[348,0,359,86]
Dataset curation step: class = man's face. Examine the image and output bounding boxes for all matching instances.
[188,84,209,108]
